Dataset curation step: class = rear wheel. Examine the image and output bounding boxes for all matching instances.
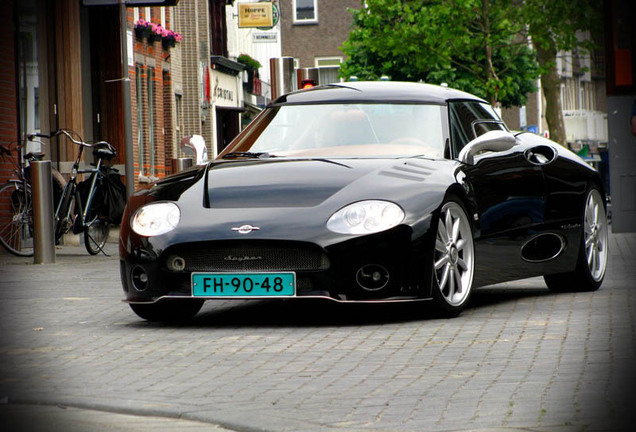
[431,198,475,316]
[55,183,77,243]
[130,299,204,322]
[0,182,33,256]
[544,187,608,292]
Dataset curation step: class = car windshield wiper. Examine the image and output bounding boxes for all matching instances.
[221,151,274,159]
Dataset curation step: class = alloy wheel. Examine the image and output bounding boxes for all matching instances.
[584,188,608,282]
[434,201,475,307]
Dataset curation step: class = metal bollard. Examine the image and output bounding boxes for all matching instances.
[171,157,193,173]
[31,160,55,264]
[270,57,295,100]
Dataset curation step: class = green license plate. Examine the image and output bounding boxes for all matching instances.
[192,272,296,298]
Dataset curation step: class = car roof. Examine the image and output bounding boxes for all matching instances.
[272,81,485,106]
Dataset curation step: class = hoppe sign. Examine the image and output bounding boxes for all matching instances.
[238,2,273,28]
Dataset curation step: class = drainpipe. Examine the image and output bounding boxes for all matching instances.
[120,0,135,197]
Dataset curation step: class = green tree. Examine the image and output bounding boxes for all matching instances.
[522,0,602,145]
[340,0,539,108]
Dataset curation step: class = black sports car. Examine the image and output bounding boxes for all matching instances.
[119,81,609,321]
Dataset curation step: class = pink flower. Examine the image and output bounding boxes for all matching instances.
[135,19,149,29]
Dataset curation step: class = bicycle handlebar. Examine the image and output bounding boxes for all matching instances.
[27,129,115,153]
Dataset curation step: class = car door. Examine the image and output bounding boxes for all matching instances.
[449,101,548,285]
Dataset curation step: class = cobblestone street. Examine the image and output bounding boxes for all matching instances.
[1,233,635,431]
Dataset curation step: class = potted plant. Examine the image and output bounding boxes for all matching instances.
[238,54,262,92]
[134,19,152,40]
[237,54,262,71]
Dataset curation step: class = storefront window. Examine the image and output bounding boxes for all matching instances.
[17,0,40,152]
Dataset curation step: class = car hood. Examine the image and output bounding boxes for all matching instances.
[123,157,457,251]
[205,157,448,209]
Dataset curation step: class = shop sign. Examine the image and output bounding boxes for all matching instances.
[238,3,273,28]
[210,69,241,109]
[253,32,278,43]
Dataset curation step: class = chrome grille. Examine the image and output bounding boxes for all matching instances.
[166,241,330,272]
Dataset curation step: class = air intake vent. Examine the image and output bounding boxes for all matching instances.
[165,241,330,272]
[521,233,566,263]
[379,161,433,182]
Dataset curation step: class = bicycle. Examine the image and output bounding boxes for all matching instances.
[0,139,65,256]
[27,129,118,255]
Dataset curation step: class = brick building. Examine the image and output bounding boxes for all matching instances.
[173,0,246,159]
[0,0,252,193]
[279,0,358,84]
[129,5,179,183]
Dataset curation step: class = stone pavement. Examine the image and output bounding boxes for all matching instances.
[0,233,635,431]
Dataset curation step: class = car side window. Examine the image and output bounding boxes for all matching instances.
[449,101,507,158]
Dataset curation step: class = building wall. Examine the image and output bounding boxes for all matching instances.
[227,0,282,102]
[129,6,177,183]
[280,0,358,69]
[174,0,245,160]
[174,0,215,158]
[0,0,17,185]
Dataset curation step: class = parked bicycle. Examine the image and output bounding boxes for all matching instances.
[0,129,120,256]
[0,139,65,256]
[31,130,119,255]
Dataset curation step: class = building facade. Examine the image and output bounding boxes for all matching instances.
[1,0,257,195]
[280,0,358,85]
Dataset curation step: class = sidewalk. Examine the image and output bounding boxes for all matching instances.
[1,403,234,432]
[1,231,634,432]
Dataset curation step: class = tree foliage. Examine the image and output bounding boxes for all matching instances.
[340,0,539,108]
[522,0,602,145]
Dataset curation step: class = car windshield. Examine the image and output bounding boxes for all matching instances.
[223,103,446,158]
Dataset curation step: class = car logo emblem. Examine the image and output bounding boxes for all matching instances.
[232,224,260,234]
[224,255,263,262]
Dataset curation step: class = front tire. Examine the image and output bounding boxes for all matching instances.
[0,183,34,256]
[130,299,204,322]
[84,217,110,255]
[544,187,608,292]
[431,198,475,316]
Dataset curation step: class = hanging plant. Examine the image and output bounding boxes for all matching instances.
[134,19,182,47]
[161,29,183,49]
[237,54,262,71]
[134,19,152,40]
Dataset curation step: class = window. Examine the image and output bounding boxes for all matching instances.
[147,67,156,177]
[135,65,145,176]
[294,0,317,24]
[449,101,507,157]
[175,93,183,134]
[210,0,228,56]
[315,57,342,85]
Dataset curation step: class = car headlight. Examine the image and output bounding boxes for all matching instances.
[131,202,181,237]
[327,200,405,234]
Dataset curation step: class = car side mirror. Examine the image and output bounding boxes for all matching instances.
[458,130,517,165]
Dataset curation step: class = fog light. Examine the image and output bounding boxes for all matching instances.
[356,264,389,291]
[167,255,186,272]
[131,266,149,291]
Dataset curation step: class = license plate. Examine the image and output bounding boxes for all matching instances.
[192,272,296,298]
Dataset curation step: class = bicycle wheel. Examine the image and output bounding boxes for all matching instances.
[84,216,110,255]
[0,182,34,256]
